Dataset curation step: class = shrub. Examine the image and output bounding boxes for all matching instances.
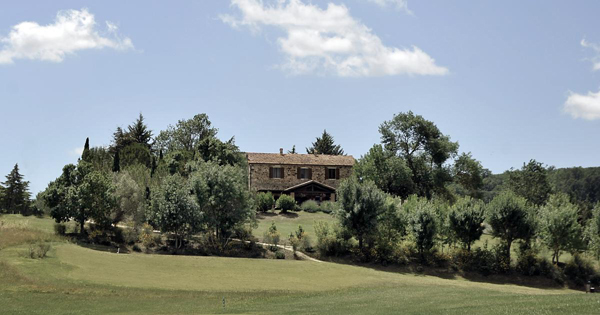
[320,200,337,214]
[275,251,285,259]
[564,254,598,287]
[140,223,156,248]
[255,192,275,212]
[27,242,51,259]
[54,223,67,236]
[451,242,510,276]
[300,200,320,213]
[132,244,142,252]
[276,195,296,213]
[122,223,140,245]
[263,222,281,251]
[314,221,351,257]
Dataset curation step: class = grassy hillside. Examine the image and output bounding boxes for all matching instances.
[0,215,598,314]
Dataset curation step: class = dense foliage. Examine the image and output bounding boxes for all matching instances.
[306,130,344,155]
[0,164,32,215]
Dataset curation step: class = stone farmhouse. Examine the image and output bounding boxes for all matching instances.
[246,149,355,203]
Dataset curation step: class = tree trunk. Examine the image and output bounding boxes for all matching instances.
[358,235,363,252]
[79,220,85,236]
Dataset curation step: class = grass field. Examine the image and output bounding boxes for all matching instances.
[254,211,334,246]
[1,214,599,314]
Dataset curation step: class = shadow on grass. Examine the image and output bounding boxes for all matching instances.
[315,254,567,291]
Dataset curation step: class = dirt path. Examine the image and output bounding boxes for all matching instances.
[254,241,323,263]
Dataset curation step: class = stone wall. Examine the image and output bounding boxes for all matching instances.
[248,163,353,192]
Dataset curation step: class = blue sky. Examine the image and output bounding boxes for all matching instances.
[1,0,600,193]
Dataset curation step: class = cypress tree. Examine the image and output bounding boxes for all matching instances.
[82,137,91,162]
[112,150,121,173]
[150,156,157,178]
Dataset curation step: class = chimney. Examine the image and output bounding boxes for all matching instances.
[280,148,284,155]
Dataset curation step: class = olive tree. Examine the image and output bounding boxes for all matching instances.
[191,162,254,251]
[448,196,485,251]
[336,177,385,252]
[539,194,584,264]
[148,175,201,249]
[486,191,535,262]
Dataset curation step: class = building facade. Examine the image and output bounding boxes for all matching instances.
[246,149,355,203]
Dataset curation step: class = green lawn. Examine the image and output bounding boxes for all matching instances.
[1,214,598,314]
[253,211,335,245]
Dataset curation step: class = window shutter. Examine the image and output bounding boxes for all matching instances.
[336,168,340,179]
[297,167,301,179]
[280,167,284,179]
[269,167,273,178]
[308,168,312,180]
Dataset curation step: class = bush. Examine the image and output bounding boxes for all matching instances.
[263,222,281,251]
[451,243,510,276]
[54,223,67,236]
[300,200,320,213]
[275,251,285,259]
[276,195,296,213]
[320,200,337,214]
[255,192,275,212]
[314,221,351,257]
[122,223,140,245]
[515,249,563,284]
[132,244,142,252]
[564,254,598,287]
[27,242,51,259]
[140,223,157,248]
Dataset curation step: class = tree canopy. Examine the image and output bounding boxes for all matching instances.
[538,194,584,264]
[336,177,385,252]
[508,159,552,206]
[379,111,458,199]
[486,191,535,261]
[1,164,31,214]
[306,130,344,155]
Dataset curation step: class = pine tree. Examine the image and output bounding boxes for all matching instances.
[1,164,31,214]
[112,150,121,173]
[82,137,91,162]
[306,130,344,155]
[128,113,153,149]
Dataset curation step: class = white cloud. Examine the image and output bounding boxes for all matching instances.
[564,90,600,120]
[367,0,412,14]
[0,9,133,65]
[221,0,447,77]
[581,38,600,71]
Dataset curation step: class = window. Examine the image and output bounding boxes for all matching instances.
[270,167,284,179]
[299,168,311,179]
[327,168,338,180]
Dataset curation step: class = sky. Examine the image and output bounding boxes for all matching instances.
[1,0,600,194]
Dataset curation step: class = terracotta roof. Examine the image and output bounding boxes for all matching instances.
[246,152,355,166]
